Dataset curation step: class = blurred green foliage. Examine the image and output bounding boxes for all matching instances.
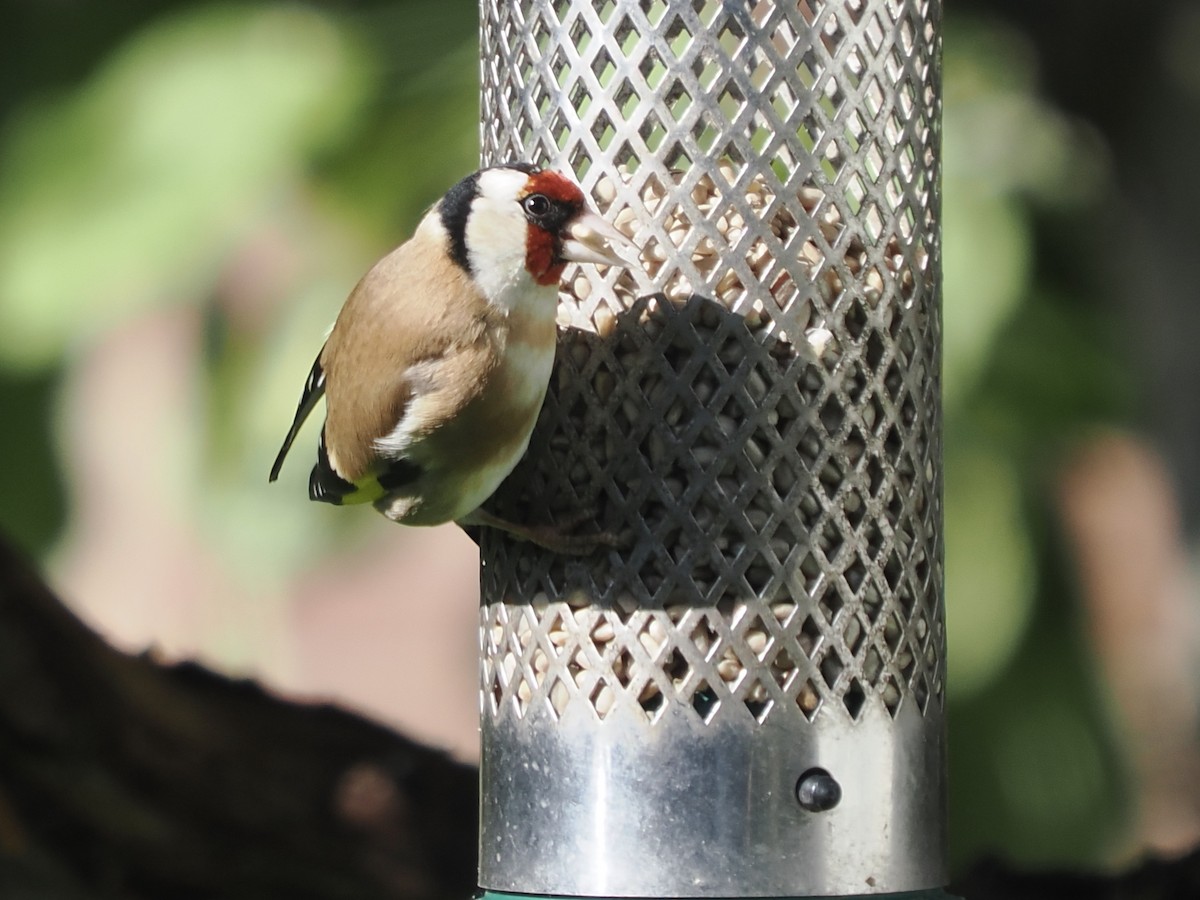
[0,369,66,552]
[941,19,1133,869]
[0,0,1144,878]
[0,5,363,370]
[0,0,479,570]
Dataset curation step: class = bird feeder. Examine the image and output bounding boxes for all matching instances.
[477,0,946,897]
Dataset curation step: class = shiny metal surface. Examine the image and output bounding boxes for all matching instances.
[481,684,944,896]
[477,0,944,895]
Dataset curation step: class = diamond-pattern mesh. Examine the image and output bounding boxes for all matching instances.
[479,0,942,728]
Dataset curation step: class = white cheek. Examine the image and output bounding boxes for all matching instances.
[470,243,528,301]
[464,171,534,302]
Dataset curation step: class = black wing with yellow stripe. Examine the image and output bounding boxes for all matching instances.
[272,345,424,507]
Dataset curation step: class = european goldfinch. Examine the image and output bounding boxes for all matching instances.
[270,163,633,552]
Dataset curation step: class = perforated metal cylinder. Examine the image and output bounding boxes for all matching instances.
[478,1,944,896]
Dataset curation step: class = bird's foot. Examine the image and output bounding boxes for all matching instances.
[460,507,628,555]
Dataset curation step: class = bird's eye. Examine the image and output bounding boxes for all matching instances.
[523,194,552,218]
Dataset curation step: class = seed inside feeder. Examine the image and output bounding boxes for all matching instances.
[486,159,932,722]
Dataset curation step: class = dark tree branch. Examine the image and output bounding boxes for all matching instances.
[0,532,477,899]
[2,526,1199,899]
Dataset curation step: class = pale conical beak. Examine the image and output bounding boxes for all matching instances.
[560,209,638,268]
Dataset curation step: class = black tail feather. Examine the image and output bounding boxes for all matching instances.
[270,350,326,482]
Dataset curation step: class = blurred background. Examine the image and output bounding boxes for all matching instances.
[1,0,1197,880]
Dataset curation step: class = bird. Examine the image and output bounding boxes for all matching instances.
[269,162,634,553]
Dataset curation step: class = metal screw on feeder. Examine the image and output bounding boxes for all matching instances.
[795,767,843,813]
[478,1,946,898]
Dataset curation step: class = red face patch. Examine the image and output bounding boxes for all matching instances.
[522,170,585,286]
[525,170,586,206]
[524,230,563,286]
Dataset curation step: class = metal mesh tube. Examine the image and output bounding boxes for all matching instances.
[478,0,944,895]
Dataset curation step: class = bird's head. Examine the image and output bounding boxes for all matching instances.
[438,163,634,296]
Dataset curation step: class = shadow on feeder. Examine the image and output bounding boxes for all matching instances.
[475,292,890,727]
